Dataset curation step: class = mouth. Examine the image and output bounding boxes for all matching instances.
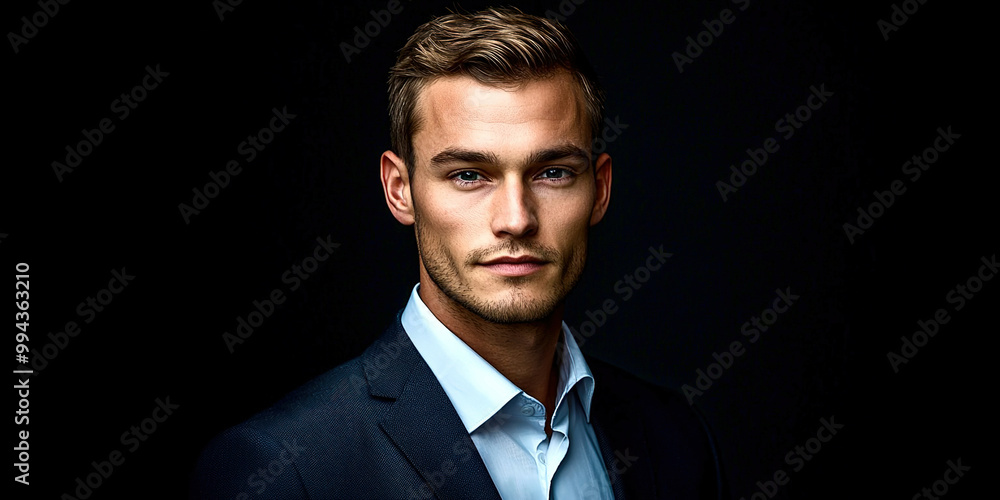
[478,255,548,277]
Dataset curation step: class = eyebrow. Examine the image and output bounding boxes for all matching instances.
[428,144,592,170]
[525,144,592,167]
[429,148,501,168]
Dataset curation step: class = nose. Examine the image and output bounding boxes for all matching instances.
[490,176,538,238]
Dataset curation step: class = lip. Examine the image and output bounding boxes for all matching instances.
[479,255,547,277]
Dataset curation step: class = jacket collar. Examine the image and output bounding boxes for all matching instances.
[365,313,503,500]
[363,312,642,500]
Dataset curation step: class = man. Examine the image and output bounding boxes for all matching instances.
[192,7,728,499]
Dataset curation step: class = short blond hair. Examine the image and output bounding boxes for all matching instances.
[387,6,605,176]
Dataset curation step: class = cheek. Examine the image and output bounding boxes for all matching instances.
[544,190,594,230]
[414,188,476,246]
[546,206,592,252]
[415,175,495,226]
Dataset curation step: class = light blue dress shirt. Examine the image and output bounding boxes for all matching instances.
[401,284,615,500]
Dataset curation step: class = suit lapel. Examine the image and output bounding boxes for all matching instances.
[592,414,630,500]
[369,317,502,500]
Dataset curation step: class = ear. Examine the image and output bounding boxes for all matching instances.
[589,152,612,226]
[381,150,415,226]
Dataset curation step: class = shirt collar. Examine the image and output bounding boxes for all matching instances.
[554,324,595,421]
[400,284,596,433]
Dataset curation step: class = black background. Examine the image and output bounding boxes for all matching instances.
[7,0,989,498]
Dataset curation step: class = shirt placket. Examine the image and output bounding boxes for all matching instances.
[516,395,549,497]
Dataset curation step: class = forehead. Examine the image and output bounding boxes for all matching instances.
[412,71,589,163]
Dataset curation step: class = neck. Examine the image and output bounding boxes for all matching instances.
[418,279,564,433]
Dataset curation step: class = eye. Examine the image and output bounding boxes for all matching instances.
[538,167,574,181]
[452,170,486,187]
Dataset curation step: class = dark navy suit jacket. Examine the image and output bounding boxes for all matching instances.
[191,313,729,499]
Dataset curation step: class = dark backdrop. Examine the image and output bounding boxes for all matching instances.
[7,0,988,498]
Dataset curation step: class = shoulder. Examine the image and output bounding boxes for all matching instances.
[586,355,693,420]
[189,357,387,499]
[190,318,423,499]
[586,355,731,499]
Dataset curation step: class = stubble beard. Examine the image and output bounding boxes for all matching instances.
[414,211,588,324]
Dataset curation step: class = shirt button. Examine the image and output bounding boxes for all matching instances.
[521,405,535,416]
[538,453,546,465]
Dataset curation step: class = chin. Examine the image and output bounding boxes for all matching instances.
[466,295,561,324]
[449,281,565,324]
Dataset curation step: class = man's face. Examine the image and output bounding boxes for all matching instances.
[392,71,611,324]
